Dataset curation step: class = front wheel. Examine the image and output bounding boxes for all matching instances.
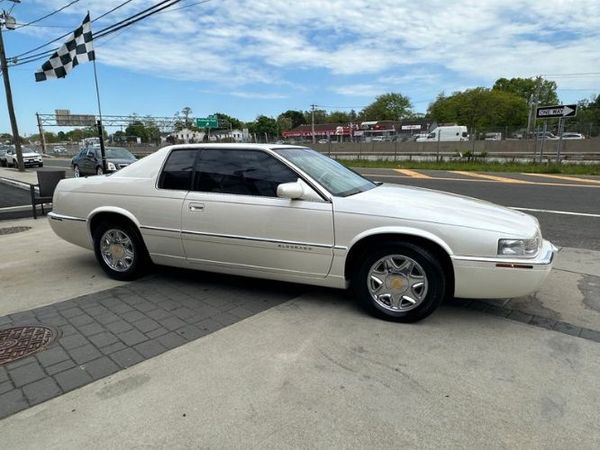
[73,165,80,177]
[96,166,103,175]
[353,242,446,322]
[93,222,148,281]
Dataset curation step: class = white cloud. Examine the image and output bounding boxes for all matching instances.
[230,91,288,99]
[23,0,600,93]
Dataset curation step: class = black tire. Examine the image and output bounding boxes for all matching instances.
[96,166,103,175]
[352,242,446,323]
[73,165,80,177]
[93,221,149,281]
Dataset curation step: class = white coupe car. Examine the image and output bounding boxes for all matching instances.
[49,144,555,322]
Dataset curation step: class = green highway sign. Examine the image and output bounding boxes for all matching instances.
[196,115,219,128]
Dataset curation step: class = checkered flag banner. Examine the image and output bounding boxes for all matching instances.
[35,13,95,82]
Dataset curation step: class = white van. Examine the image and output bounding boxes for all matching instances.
[416,126,469,142]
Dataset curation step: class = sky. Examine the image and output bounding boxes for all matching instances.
[1,0,599,135]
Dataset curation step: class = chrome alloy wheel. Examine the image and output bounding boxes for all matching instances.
[367,255,429,312]
[100,229,135,272]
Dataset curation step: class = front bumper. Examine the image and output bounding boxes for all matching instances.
[451,240,556,299]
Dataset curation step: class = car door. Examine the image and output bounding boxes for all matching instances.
[79,149,94,174]
[181,148,335,278]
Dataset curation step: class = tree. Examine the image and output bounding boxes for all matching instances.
[303,109,327,124]
[573,94,600,136]
[360,92,412,121]
[125,119,160,143]
[174,106,194,130]
[277,116,293,132]
[278,110,305,128]
[493,76,559,106]
[112,130,126,142]
[327,111,353,123]
[247,115,279,141]
[0,133,13,144]
[214,113,243,130]
[427,87,528,132]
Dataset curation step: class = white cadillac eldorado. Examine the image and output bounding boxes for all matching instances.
[49,144,556,322]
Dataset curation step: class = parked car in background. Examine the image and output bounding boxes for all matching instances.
[416,126,469,142]
[1,147,43,168]
[0,146,8,166]
[71,146,137,177]
[532,132,559,140]
[53,145,67,154]
[560,132,585,140]
[49,144,555,323]
[484,132,502,141]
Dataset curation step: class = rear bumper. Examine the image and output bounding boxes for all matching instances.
[48,212,92,250]
[451,240,556,299]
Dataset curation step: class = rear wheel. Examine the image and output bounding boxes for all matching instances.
[96,166,103,175]
[353,242,446,322]
[93,221,148,281]
[73,165,80,177]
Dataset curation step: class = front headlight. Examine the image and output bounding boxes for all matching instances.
[107,162,117,171]
[498,233,541,257]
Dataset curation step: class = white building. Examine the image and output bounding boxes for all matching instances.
[167,128,248,144]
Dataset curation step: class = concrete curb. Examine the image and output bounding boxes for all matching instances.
[0,176,31,191]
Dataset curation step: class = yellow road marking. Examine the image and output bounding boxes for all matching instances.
[450,171,531,184]
[522,173,600,185]
[361,173,600,189]
[394,169,431,179]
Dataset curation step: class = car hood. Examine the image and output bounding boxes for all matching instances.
[335,183,539,236]
[21,151,41,157]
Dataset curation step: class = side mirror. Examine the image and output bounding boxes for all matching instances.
[277,180,304,200]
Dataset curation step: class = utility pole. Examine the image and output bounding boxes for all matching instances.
[36,113,47,154]
[0,10,24,171]
[310,104,316,144]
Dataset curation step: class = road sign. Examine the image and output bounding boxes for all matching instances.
[536,104,577,119]
[196,115,218,128]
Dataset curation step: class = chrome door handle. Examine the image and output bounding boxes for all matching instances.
[189,203,205,212]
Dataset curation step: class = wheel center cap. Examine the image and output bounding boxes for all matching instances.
[387,275,408,293]
[111,244,124,258]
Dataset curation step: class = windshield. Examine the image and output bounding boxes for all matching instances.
[103,148,135,159]
[275,147,376,197]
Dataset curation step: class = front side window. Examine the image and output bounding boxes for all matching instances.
[194,149,297,197]
[275,147,376,197]
[158,149,197,190]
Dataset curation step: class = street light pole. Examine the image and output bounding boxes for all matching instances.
[0,13,24,171]
[311,104,316,144]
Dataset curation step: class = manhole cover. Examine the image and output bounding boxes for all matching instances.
[0,326,57,366]
[0,226,32,236]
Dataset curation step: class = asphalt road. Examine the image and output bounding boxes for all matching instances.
[12,159,600,250]
[357,168,600,250]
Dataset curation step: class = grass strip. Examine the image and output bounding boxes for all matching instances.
[339,159,600,175]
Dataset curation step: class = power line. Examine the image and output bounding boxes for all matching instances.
[542,72,600,78]
[14,23,74,29]
[15,0,80,29]
[316,105,366,109]
[94,0,182,39]
[9,0,196,67]
[8,0,214,67]
[12,0,138,59]
[94,0,136,22]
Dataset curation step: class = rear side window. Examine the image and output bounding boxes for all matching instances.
[159,149,197,190]
[193,149,297,197]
